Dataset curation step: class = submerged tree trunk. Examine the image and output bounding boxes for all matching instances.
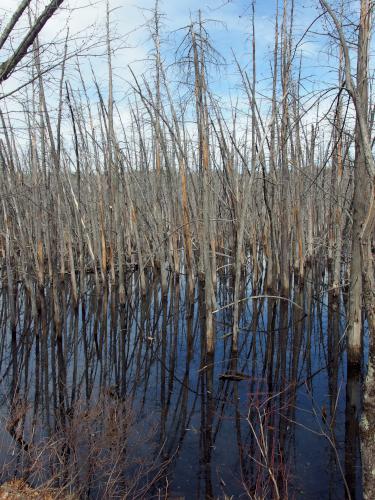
[191,21,215,355]
[348,93,368,365]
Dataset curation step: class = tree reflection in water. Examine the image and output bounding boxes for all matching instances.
[0,269,361,499]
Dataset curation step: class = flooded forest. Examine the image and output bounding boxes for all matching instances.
[0,0,375,498]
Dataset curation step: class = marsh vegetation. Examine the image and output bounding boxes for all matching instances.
[0,0,374,498]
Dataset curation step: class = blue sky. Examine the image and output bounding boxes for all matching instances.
[0,0,337,89]
[0,0,366,136]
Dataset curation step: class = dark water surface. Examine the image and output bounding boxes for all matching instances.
[0,268,362,499]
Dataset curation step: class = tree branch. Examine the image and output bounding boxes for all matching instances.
[0,0,32,51]
[0,0,65,84]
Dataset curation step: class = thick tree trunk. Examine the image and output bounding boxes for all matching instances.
[347,0,370,365]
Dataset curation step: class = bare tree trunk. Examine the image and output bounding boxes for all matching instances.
[192,21,215,354]
[279,0,292,296]
[347,0,371,365]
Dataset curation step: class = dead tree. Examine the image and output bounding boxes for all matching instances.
[320,1,375,498]
[0,0,65,85]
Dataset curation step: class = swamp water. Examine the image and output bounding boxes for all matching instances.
[0,268,362,499]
